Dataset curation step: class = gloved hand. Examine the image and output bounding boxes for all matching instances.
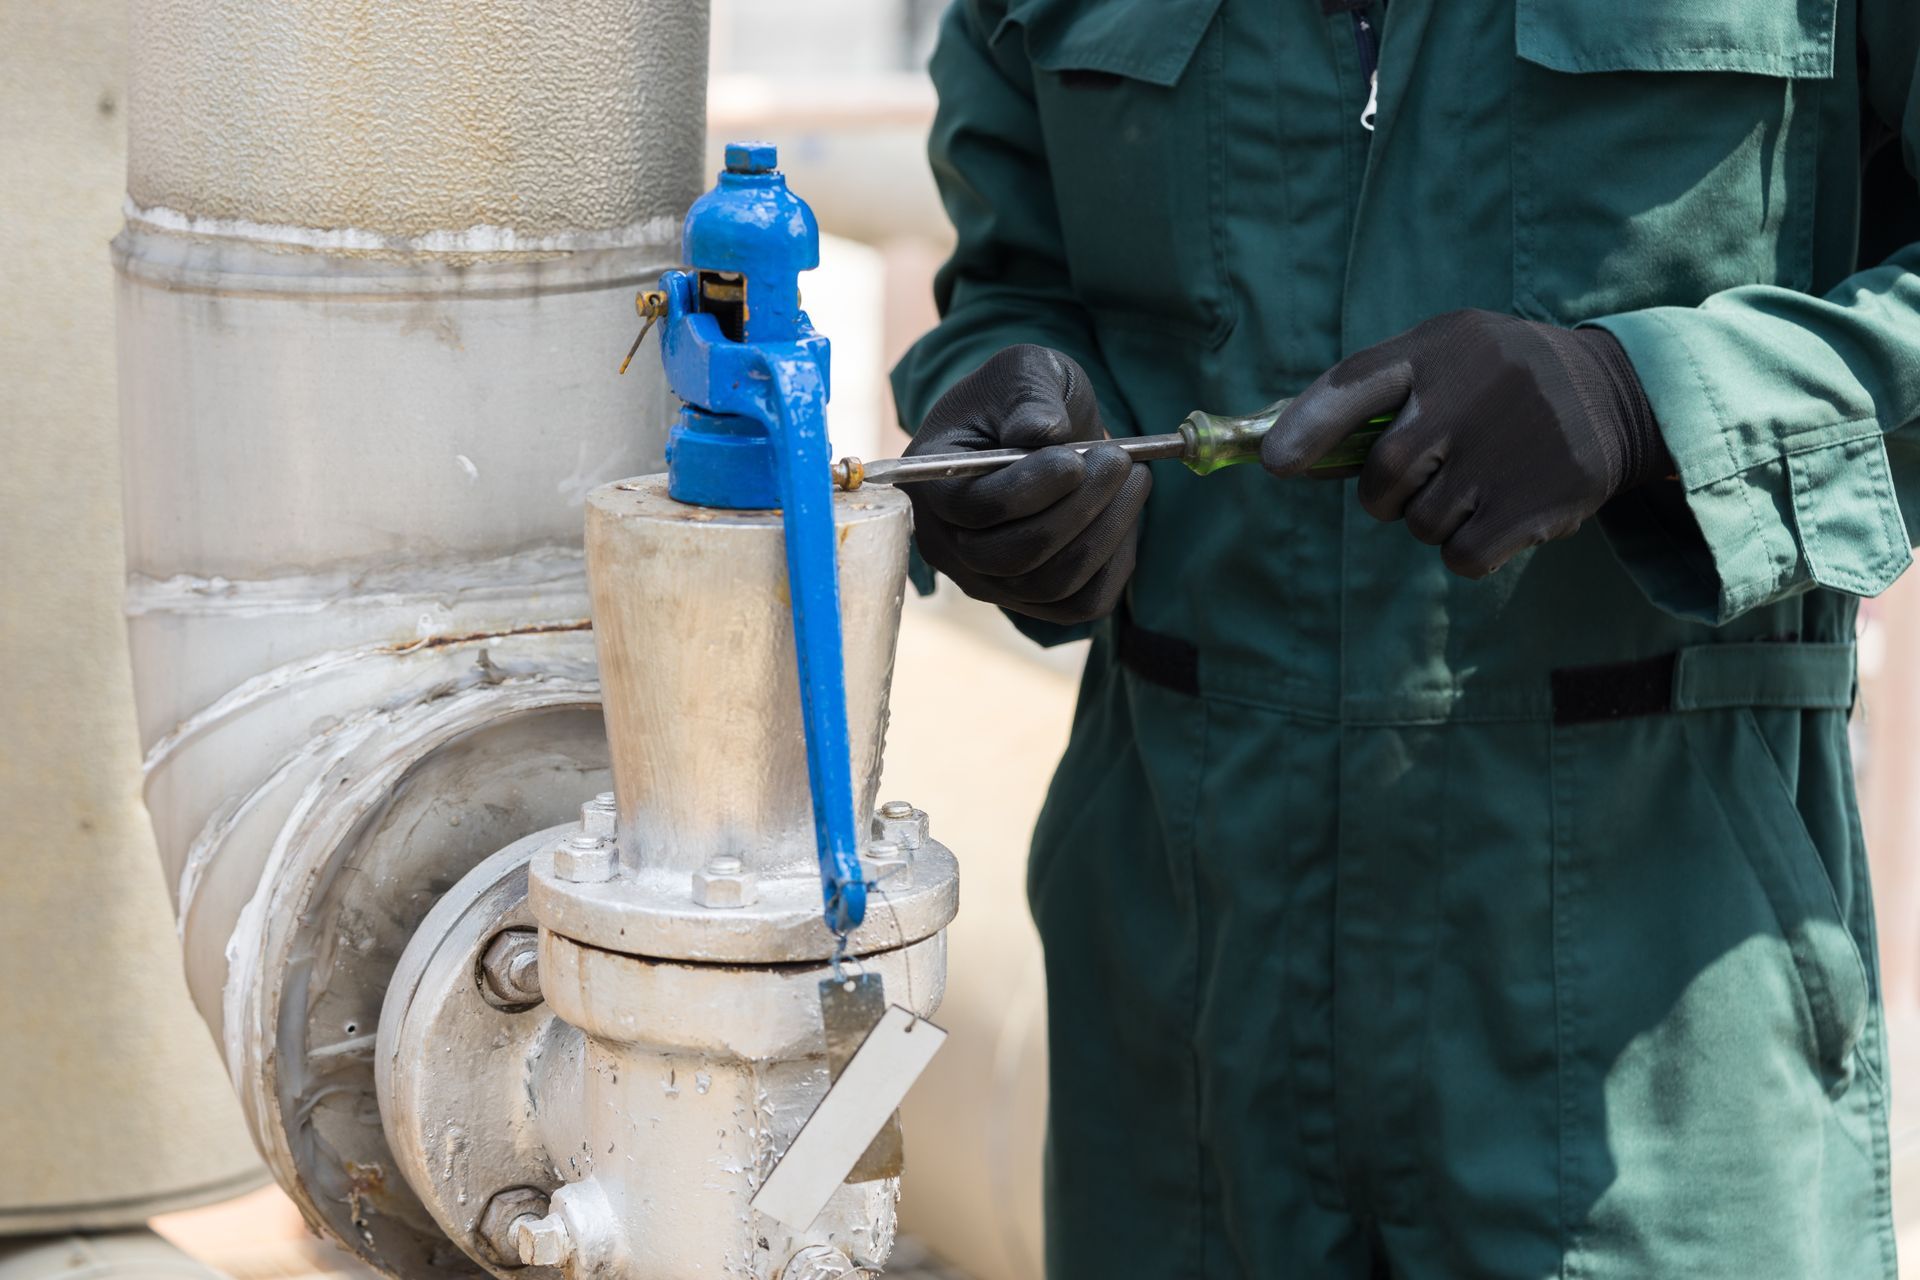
[906,344,1152,624]
[1261,309,1671,578]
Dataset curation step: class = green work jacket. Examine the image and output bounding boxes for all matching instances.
[891,1,1920,1276]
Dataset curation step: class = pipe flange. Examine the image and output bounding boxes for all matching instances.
[378,830,584,1279]
[527,825,959,963]
[228,695,611,1279]
[538,928,947,1060]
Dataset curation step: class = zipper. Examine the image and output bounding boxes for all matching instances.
[1348,3,1386,132]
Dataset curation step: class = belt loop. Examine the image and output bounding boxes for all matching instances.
[1670,642,1856,713]
[1552,642,1857,724]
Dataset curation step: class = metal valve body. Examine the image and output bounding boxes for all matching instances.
[371,147,958,1278]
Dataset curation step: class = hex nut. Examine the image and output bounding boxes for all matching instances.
[514,1212,573,1267]
[725,140,778,174]
[476,1187,549,1267]
[479,929,542,1008]
[861,839,908,878]
[871,800,929,852]
[580,792,617,840]
[782,1245,859,1280]
[555,831,616,883]
[691,855,758,908]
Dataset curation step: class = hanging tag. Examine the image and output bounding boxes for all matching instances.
[751,1004,947,1230]
[819,974,906,1182]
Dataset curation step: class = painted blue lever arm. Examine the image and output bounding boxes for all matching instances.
[756,349,867,934]
[655,267,866,934]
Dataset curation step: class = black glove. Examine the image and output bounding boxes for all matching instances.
[1261,309,1670,578]
[905,345,1152,625]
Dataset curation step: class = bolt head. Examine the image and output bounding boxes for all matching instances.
[880,799,914,819]
[555,832,616,884]
[479,930,542,1008]
[514,1213,572,1267]
[476,1187,549,1266]
[725,140,778,174]
[691,856,757,908]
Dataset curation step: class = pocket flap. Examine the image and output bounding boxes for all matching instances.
[1516,0,1837,78]
[994,0,1225,87]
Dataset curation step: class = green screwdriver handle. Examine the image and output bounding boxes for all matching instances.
[1178,399,1395,476]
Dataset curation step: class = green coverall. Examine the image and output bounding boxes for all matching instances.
[890,1,1920,1276]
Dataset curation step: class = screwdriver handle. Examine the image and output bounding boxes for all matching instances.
[1180,398,1394,475]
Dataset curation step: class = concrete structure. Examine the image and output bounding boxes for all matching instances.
[0,0,263,1235]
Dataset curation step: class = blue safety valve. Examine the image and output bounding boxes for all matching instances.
[651,142,867,934]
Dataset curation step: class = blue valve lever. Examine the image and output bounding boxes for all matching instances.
[648,142,867,935]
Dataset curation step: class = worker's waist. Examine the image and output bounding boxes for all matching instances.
[1110,614,1857,726]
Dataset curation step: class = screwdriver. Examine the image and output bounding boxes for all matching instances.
[831,399,1394,491]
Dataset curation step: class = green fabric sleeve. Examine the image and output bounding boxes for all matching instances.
[889,1,1133,649]
[1587,7,1920,625]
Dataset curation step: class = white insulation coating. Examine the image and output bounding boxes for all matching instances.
[127,0,708,238]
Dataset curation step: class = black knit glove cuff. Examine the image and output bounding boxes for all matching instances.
[1572,327,1671,492]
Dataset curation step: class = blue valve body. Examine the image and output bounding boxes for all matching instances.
[653,144,867,934]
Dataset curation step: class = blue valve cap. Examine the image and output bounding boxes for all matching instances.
[725,140,778,174]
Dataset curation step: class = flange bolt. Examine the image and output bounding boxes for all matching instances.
[871,799,930,852]
[476,1187,549,1268]
[555,831,616,884]
[514,1212,573,1267]
[782,1245,860,1280]
[691,854,758,908]
[580,791,617,840]
[479,929,543,1008]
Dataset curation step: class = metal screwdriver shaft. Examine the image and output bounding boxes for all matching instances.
[835,434,1187,490]
[832,398,1393,490]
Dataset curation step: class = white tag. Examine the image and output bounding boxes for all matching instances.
[750,1006,947,1229]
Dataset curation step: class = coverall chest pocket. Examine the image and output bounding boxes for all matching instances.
[1511,0,1836,324]
[1012,0,1233,346]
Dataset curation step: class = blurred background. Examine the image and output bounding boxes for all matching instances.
[4,1,1918,1277]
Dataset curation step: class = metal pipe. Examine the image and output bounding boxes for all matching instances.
[115,2,710,1269]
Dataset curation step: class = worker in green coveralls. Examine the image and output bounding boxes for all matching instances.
[890,1,1920,1275]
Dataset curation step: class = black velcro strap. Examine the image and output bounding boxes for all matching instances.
[1116,614,1200,697]
[1551,653,1678,725]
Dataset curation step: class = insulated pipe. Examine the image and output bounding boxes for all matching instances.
[114,2,709,1270]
